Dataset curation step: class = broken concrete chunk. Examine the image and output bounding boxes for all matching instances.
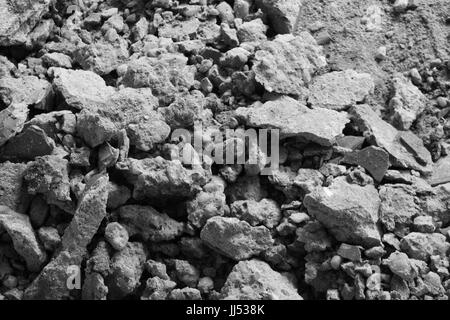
[187,191,228,228]
[236,96,349,146]
[0,125,55,161]
[237,19,268,43]
[0,162,30,214]
[422,183,450,224]
[82,272,108,300]
[350,104,432,173]
[389,74,428,130]
[308,70,375,111]
[42,53,73,69]
[200,216,274,260]
[117,157,207,201]
[0,206,47,272]
[379,184,419,233]
[304,176,381,248]
[256,0,302,34]
[428,156,450,187]
[342,146,390,182]
[76,109,117,148]
[252,33,326,96]
[0,76,53,110]
[108,242,146,299]
[0,103,29,147]
[158,19,200,42]
[24,155,71,205]
[221,259,302,300]
[127,116,170,151]
[118,205,184,242]
[400,232,450,261]
[106,182,131,210]
[105,222,129,251]
[337,244,362,262]
[51,68,114,110]
[0,0,51,46]
[230,198,282,229]
[384,251,417,281]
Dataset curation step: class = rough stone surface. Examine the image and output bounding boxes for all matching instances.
[200,217,274,260]
[304,176,381,248]
[221,259,302,300]
[236,96,349,146]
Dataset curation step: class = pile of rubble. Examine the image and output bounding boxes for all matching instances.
[0,0,449,300]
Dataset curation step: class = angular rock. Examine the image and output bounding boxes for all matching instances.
[0,162,30,214]
[342,146,390,182]
[0,0,51,46]
[158,19,200,42]
[379,184,419,233]
[308,70,375,111]
[76,109,117,148]
[200,216,274,260]
[384,251,417,281]
[42,53,73,69]
[51,68,114,110]
[0,206,47,272]
[236,96,349,146]
[108,242,146,299]
[117,157,207,201]
[0,103,29,147]
[422,183,450,224]
[118,205,184,242]
[24,174,109,299]
[23,155,71,206]
[304,176,381,247]
[389,75,428,130]
[400,232,450,261]
[0,125,55,161]
[230,198,282,229]
[256,0,302,34]
[221,259,302,300]
[237,19,268,43]
[127,116,170,151]
[82,272,108,300]
[187,191,228,228]
[105,222,129,251]
[252,33,326,96]
[0,76,53,110]
[428,156,450,186]
[350,104,432,173]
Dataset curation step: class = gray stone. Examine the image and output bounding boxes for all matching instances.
[230,198,282,229]
[400,232,450,261]
[308,70,375,111]
[0,76,53,110]
[304,176,381,247]
[0,206,47,272]
[200,216,274,260]
[236,96,349,146]
[384,251,417,280]
[256,0,302,34]
[0,103,29,147]
[118,205,184,242]
[221,259,302,300]
[105,222,129,251]
[0,162,30,214]
[342,146,389,182]
[350,104,432,173]
[252,33,326,97]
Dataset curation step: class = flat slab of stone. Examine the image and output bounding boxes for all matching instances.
[342,146,390,182]
[236,96,349,146]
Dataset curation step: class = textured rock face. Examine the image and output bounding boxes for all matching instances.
[342,146,390,182]
[200,217,274,260]
[0,76,53,110]
[308,70,374,111]
[221,259,302,300]
[256,0,302,34]
[252,33,327,97]
[350,104,432,173]
[0,162,30,213]
[236,96,349,146]
[304,177,381,248]
[0,206,47,272]
[0,103,29,147]
[0,0,51,46]
[118,205,184,242]
[24,174,109,300]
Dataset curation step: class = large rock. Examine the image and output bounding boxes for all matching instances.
[389,75,428,130]
[304,176,381,247]
[308,70,375,111]
[24,174,109,299]
[349,104,432,173]
[230,198,282,229]
[0,103,29,147]
[422,183,450,224]
[0,76,53,110]
[236,96,349,146]
[221,259,302,299]
[121,54,196,105]
[0,162,30,213]
[256,0,302,34]
[400,232,450,261]
[107,242,146,299]
[0,0,51,46]
[379,184,419,233]
[0,206,47,272]
[200,216,274,260]
[117,157,207,201]
[117,205,184,242]
[51,68,114,110]
[252,33,326,97]
[342,146,390,182]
